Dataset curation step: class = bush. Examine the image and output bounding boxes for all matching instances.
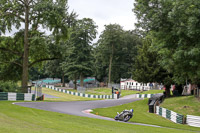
[0,81,20,92]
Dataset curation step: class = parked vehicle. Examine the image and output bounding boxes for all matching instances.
[114,109,134,122]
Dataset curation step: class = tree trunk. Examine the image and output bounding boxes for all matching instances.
[108,55,112,84]
[80,73,84,87]
[108,44,114,84]
[22,1,29,93]
[74,75,77,90]
[62,73,65,87]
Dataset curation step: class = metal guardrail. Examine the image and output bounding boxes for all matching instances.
[137,94,154,98]
[148,93,164,113]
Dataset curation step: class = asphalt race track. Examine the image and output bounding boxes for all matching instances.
[15,98,140,119]
[14,96,162,128]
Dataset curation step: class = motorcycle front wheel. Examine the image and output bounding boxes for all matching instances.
[123,115,131,122]
[114,116,119,120]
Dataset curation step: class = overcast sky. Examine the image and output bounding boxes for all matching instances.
[68,0,136,41]
[5,0,137,41]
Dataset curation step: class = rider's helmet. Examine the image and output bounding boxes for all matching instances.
[130,109,134,113]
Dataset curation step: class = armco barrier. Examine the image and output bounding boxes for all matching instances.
[148,93,164,113]
[156,106,184,124]
[46,85,114,99]
[136,94,154,98]
[0,92,35,101]
[187,115,200,127]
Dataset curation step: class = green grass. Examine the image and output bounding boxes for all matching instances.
[0,101,195,133]
[66,87,164,97]
[161,96,200,116]
[139,90,164,94]
[70,87,112,95]
[42,88,99,102]
[92,99,200,132]
[42,87,163,102]
[121,89,164,97]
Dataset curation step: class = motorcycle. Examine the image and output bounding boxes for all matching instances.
[114,109,134,122]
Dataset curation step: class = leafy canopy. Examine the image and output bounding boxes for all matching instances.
[134,0,200,84]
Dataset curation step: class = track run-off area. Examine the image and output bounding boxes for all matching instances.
[14,94,164,128]
[14,95,198,132]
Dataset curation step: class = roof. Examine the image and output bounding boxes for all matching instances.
[120,79,137,82]
[77,78,95,83]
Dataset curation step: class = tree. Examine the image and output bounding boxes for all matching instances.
[134,0,200,85]
[94,25,141,83]
[44,60,65,86]
[63,18,97,89]
[45,12,78,87]
[0,0,70,92]
[96,24,123,84]
[29,66,47,81]
[93,43,108,83]
[132,36,173,96]
[118,30,142,79]
[157,0,200,84]
[0,35,22,81]
[0,30,52,81]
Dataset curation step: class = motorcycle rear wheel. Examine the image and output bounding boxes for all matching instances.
[123,115,131,122]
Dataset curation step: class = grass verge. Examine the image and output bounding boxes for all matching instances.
[64,87,164,97]
[0,101,195,133]
[42,88,99,102]
[121,89,164,97]
[92,98,200,132]
[69,87,112,95]
[161,96,200,116]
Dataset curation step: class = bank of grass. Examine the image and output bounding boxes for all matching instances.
[139,90,164,94]
[92,98,200,132]
[71,87,112,95]
[161,96,200,116]
[43,87,163,102]
[121,89,164,97]
[66,87,164,97]
[42,88,99,101]
[0,101,195,133]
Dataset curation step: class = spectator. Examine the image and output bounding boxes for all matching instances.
[163,86,166,97]
[172,85,175,95]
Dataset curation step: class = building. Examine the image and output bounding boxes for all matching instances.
[120,79,153,91]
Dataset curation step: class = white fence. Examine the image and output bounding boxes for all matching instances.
[187,115,200,127]
[0,92,35,101]
[46,85,114,99]
[156,106,184,124]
